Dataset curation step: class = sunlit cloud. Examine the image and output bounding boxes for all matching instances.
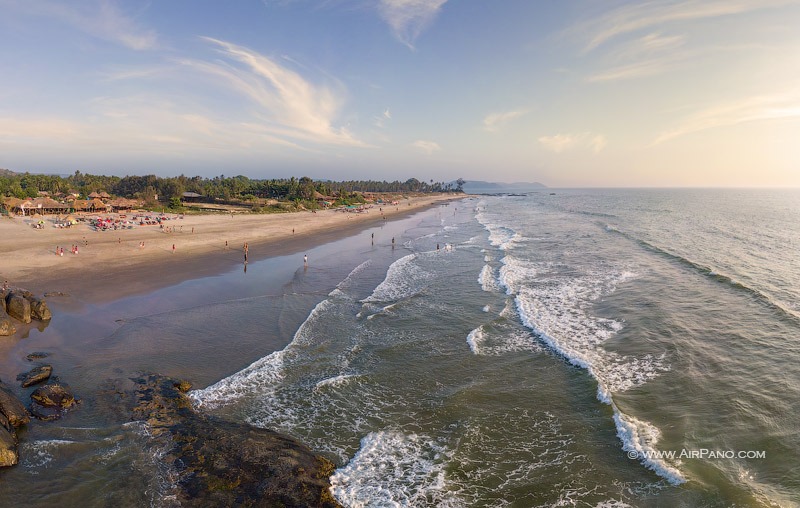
[2,0,158,50]
[183,37,365,147]
[483,110,526,132]
[588,56,682,82]
[378,0,448,49]
[412,139,441,154]
[654,92,800,144]
[574,0,791,52]
[539,132,607,153]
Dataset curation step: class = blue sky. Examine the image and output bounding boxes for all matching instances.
[1,0,799,187]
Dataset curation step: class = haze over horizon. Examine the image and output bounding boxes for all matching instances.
[1,0,798,188]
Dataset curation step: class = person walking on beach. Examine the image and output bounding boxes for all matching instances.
[303,254,308,266]
[172,244,176,254]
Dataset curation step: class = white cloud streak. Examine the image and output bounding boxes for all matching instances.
[654,92,800,144]
[538,132,607,153]
[378,0,448,49]
[2,0,158,50]
[185,37,364,147]
[483,110,526,132]
[575,0,793,52]
[412,139,441,154]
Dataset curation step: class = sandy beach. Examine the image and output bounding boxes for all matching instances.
[0,194,459,303]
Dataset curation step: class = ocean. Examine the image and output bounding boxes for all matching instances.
[2,189,799,507]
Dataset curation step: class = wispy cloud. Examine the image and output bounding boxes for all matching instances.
[538,132,607,153]
[3,0,158,50]
[378,0,448,49]
[374,108,392,128]
[572,1,793,82]
[412,139,441,154]
[574,0,791,53]
[184,37,364,147]
[483,110,526,132]
[654,92,800,144]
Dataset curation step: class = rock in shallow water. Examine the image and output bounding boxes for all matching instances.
[17,365,53,388]
[126,374,342,507]
[0,382,30,428]
[0,310,15,336]
[5,293,31,324]
[29,383,78,421]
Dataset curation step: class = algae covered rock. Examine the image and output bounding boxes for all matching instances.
[18,365,53,388]
[30,383,78,421]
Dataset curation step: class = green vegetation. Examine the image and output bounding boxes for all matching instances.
[0,169,464,211]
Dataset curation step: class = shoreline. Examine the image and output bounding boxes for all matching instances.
[1,194,462,304]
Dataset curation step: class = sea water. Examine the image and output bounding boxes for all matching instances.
[3,189,800,507]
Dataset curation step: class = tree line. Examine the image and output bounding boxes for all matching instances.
[0,170,465,203]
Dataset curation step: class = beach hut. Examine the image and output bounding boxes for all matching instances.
[2,197,33,215]
[29,197,69,214]
[181,192,203,203]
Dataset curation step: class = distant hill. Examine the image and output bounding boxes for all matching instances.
[461,180,547,194]
[0,168,18,177]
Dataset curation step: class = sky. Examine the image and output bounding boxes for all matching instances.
[1,0,799,187]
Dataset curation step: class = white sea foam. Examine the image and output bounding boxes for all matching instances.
[486,224,679,484]
[613,411,686,485]
[466,325,485,354]
[476,210,522,250]
[330,431,461,508]
[362,254,430,303]
[190,349,286,409]
[314,374,360,392]
[329,259,373,297]
[478,264,501,292]
[20,439,74,469]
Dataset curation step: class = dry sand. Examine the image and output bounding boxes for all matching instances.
[1,194,460,302]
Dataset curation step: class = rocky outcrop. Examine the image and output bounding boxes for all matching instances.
[0,424,16,467]
[26,352,49,361]
[28,297,51,321]
[0,382,30,428]
[5,293,31,324]
[18,365,52,388]
[0,381,30,467]
[29,383,78,421]
[0,309,15,336]
[125,374,341,507]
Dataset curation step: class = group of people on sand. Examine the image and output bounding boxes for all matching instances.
[55,245,79,256]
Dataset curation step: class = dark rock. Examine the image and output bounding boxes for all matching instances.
[26,352,50,361]
[0,309,15,336]
[0,382,30,428]
[0,426,17,467]
[128,374,342,507]
[18,365,52,388]
[29,383,77,421]
[6,293,31,324]
[43,291,69,298]
[28,297,51,321]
